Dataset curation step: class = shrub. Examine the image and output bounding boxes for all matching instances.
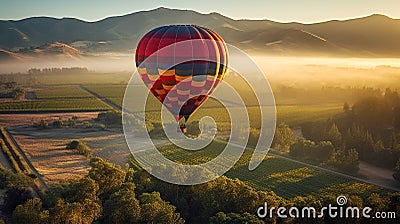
[96,111,122,127]
[66,140,92,158]
[52,120,64,128]
[34,120,48,129]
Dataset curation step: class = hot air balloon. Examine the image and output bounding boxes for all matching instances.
[135,25,228,133]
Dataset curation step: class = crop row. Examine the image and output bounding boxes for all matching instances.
[35,86,93,99]
[0,99,110,112]
[139,141,385,199]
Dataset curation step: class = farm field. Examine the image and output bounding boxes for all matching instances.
[6,123,132,185]
[0,73,392,202]
[7,121,387,200]
[83,84,127,108]
[83,83,342,128]
[0,85,111,112]
[0,112,101,127]
[134,140,388,199]
[35,85,94,99]
[10,132,90,185]
[34,72,131,85]
[1,112,103,184]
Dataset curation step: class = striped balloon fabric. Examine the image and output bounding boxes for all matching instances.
[135,25,228,130]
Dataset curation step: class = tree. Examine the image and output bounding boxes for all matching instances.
[288,195,322,222]
[393,158,400,182]
[4,81,16,89]
[343,102,350,113]
[367,193,388,212]
[325,123,342,146]
[386,192,400,215]
[191,176,274,220]
[327,147,359,173]
[12,198,49,224]
[373,139,385,153]
[65,177,99,203]
[384,88,400,107]
[96,111,122,127]
[139,192,184,224]
[273,123,295,151]
[48,198,101,224]
[344,124,375,161]
[248,128,260,147]
[0,167,32,189]
[290,138,315,158]
[39,177,101,223]
[352,97,391,129]
[88,157,125,199]
[313,141,335,162]
[37,119,48,129]
[394,107,400,131]
[52,120,64,128]
[390,133,399,151]
[102,183,141,224]
[44,177,100,210]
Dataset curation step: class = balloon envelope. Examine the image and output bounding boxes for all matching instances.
[135,25,228,125]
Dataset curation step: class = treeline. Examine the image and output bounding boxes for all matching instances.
[0,74,37,86]
[271,88,400,176]
[27,67,89,75]
[0,81,23,99]
[273,123,359,173]
[301,88,400,171]
[0,167,34,219]
[1,158,184,224]
[3,157,400,224]
[32,111,122,130]
[274,85,383,105]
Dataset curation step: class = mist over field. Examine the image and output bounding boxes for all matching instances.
[2,54,400,90]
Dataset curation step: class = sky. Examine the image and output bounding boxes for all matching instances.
[1,0,399,23]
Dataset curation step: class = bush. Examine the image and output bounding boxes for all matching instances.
[52,120,64,128]
[66,140,92,157]
[34,120,48,129]
[82,121,92,128]
[96,111,122,127]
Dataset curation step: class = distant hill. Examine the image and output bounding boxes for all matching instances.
[0,49,28,61]
[0,42,85,61]
[1,7,399,59]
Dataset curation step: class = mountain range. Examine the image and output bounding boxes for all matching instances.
[1,7,400,60]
